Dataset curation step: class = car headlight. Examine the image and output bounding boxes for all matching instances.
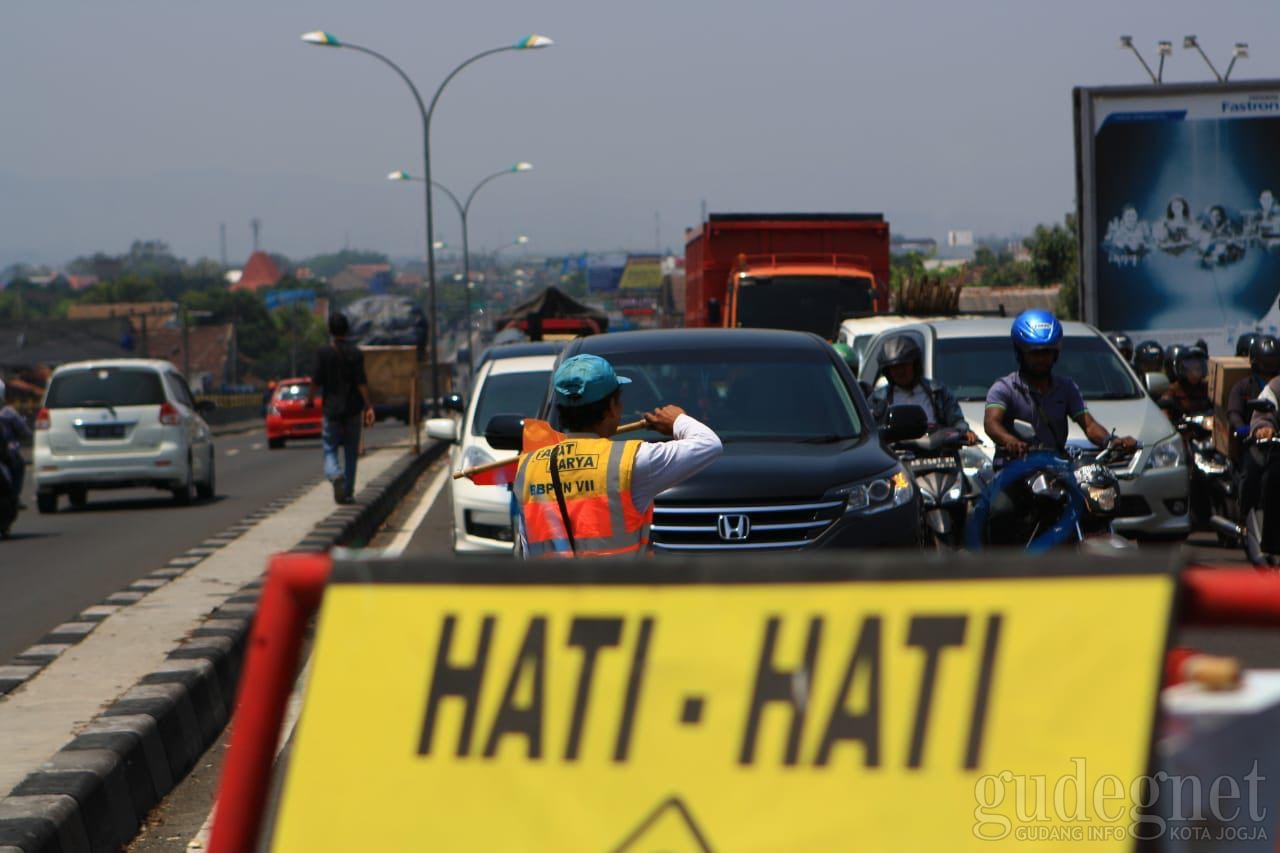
[837,468,914,514]
[461,445,496,471]
[1143,433,1184,471]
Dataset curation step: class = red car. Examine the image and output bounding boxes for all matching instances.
[265,378,322,449]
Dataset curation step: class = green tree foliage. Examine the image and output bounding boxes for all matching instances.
[301,249,388,279]
[0,278,75,320]
[1023,215,1077,287]
[79,275,166,304]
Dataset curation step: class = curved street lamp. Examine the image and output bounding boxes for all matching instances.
[301,30,552,413]
[389,162,533,372]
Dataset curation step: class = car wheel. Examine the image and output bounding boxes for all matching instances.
[172,457,194,506]
[197,450,216,500]
[36,490,57,514]
[268,437,285,450]
[69,487,88,510]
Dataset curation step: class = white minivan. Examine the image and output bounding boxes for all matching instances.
[34,359,216,512]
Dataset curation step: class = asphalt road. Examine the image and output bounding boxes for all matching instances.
[0,421,403,664]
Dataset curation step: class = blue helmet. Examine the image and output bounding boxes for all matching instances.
[1011,309,1063,353]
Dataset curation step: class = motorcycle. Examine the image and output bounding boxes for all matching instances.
[0,439,18,539]
[1211,399,1280,567]
[891,427,983,549]
[965,420,1141,554]
[1162,405,1236,538]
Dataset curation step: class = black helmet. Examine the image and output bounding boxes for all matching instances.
[1106,332,1134,361]
[1251,335,1280,377]
[880,335,923,371]
[1164,343,1188,378]
[1237,332,1261,358]
[1134,340,1164,374]
[1174,345,1208,383]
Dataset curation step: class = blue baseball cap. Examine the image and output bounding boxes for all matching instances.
[553,354,631,407]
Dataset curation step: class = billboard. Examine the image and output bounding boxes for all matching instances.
[1075,82,1280,353]
[618,254,663,291]
[586,252,628,293]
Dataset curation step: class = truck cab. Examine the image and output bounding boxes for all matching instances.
[725,253,878,338]
[686,213,890,337]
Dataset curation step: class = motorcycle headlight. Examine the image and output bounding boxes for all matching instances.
[945,480,964,502]
[839,468,913,514]
[1143,434,1184,471]
[1085,484,1119,514]
[461,444,497,471]
[959,445,993,477]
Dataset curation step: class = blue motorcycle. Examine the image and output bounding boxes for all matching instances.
[965,421,1140,553]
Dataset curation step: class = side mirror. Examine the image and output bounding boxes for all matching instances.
[444,393,466,414]
[1145,372,1170,397]
[881,404,928,443]
[485,414,526,451]
[425,418,460,443]
[195,400,217,415]
[1248,398,1277,414]
[1012,419,1037,442]
[707,298,723,326]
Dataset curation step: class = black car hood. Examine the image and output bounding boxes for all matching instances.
[655,437,898,502]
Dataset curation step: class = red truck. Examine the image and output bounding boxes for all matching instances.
[684,213,891,337]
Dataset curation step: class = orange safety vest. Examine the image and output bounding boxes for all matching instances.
[513,436,652,558]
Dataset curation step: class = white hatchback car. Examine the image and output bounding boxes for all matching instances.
[426,346,559,554]
[34,359,216,513]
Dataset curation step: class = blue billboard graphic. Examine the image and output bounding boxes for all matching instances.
[1081,85,1280,351]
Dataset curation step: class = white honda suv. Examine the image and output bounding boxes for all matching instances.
[33,359,216,512]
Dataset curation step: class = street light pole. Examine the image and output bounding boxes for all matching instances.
[390,162,532,374]
[301,31,552,415]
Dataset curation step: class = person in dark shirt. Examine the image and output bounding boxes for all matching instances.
[309,313,375,504]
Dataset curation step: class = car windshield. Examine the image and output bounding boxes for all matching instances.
[736,276,874,338]
[471,370,553,436]
[554,348,863,442]
[276,383,312,401]
[45,367,166,409]
[933,336,1144,402]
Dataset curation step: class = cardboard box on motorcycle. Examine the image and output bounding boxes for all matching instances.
[1210,356,1251,461]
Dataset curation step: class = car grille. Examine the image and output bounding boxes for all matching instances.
[650,499,845,551]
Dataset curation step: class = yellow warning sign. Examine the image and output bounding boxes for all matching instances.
[272,557,1176,851]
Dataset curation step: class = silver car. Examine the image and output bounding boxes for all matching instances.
[858,318,1191,538]
[33,359,216,512]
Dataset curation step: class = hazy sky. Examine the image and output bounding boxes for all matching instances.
[2,0,1277,267]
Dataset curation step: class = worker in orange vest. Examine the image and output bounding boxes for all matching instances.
[514,354,722,558]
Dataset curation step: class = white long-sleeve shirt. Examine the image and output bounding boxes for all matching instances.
[514,413,723,555]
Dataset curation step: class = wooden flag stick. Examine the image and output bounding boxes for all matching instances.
[452,419,649,480]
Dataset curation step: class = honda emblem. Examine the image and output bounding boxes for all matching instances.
[716,514,750,541]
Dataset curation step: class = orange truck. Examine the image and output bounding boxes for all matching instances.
[684,213,891,338]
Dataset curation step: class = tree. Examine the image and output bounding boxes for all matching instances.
[1023,216,1076,287]
[301,249,389,279]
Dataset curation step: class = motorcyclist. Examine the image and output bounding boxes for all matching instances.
[984,310,1138,462]
[1246,374,1280,556]
[1233,337,1280,552]
[0,379,31,505]
[868,335,977,444]
[1106,332,1134,363]
[1133,340,1165,379]
[1158,345,1213,421]
[832,341,859,374]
